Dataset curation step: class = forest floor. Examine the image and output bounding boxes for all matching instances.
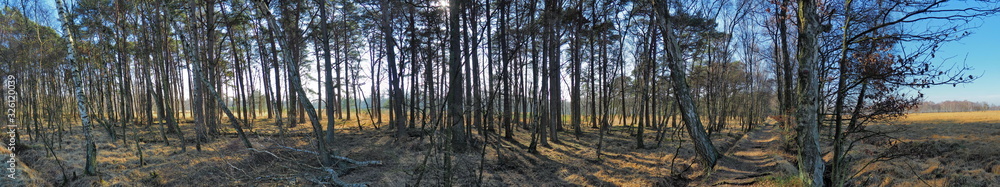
[10,110,1000,186]
[13,113,750,186]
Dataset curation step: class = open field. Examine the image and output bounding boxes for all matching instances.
[845,110,1000,186]
[895,110,1000,124]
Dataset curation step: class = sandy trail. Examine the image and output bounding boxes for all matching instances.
[693,124,791,186]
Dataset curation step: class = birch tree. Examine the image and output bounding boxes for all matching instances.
[54,0,98,176]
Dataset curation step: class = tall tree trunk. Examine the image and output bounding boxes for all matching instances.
[343,35,352,121]
[381,0,407,138]
[203,0,221,136]
[160,8,186,151]
[179,0,206,151]
[55,0,99,175]
[254,23,274,120]
[153,56,181,150]
[546,0,561,144]
[320,0,336,144]
[407,4,419,129]
[370,43,383,125]
[287,70,298,126]
[462,5,474,141]
[447,0,467,151]
[832,1,854,186]
[538,24,549,148]
[650,0,719,168]
[113,1,133,146]
[570,5,582,138]
[779,0,794,127]
[469,0,483,142]
[529,19,542,151]
[271,31,284,135]
[423,26,435,131]
[795,0,825,186]
[500,0,513,140]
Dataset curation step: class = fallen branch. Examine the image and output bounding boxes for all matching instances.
[331,155,382,166]
[263,145,383,186]
[248,148,311,168]
[274,145,383,166]
[325,168,369,187]
[276,145,318,155]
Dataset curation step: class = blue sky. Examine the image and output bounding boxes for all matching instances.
[912,12,1000,105]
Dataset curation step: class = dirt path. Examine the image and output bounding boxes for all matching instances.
[693,124,795,186]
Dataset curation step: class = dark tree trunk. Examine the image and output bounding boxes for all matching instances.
[779,0,794,127]
[381,0,407,138]
[546,0,561,144]
[447,0,467,151]
[651,0,720,168]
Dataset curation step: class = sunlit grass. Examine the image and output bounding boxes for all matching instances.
[848,111,1000,186]
[898,110,1000,124]
[17,109,771,186]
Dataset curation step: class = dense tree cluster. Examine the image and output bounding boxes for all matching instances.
[2,0,998,185]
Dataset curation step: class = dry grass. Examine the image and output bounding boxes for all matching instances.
[20,110,999,186]
[847,111,1000,186]
[19,113,747,186]
[0,146,47,187]
[896,110,1000,124]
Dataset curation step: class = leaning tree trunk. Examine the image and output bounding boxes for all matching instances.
[55,0,98,176]
[177,2,252,149]
[795,0,825,186]
[252,0,330,165]
[190,53,253,149]
[650,0,719,168]
[286,35,333,166]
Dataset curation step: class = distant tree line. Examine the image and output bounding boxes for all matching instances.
[915,100,1000,113]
